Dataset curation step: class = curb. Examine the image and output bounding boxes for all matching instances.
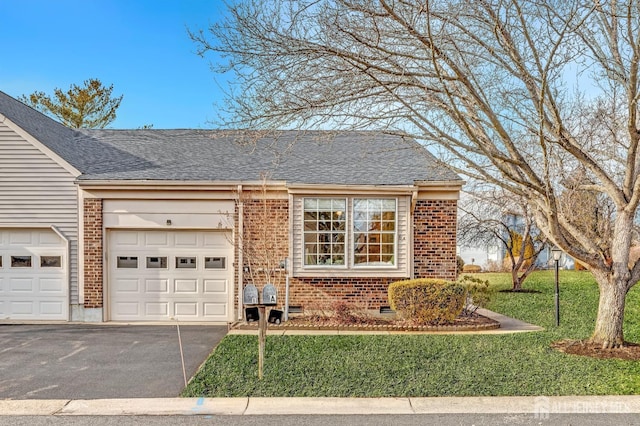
[1,396,639,416]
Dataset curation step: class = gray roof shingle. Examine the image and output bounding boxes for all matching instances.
[1,91,460,185]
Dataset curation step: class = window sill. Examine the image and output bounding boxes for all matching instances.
[294,267,409,279]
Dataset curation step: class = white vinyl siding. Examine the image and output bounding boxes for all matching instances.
[0,123,78,307]
[292,195,410,278]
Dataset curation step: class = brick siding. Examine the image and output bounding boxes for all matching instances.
[238,196,458,312]
[83,198,103,308]
[237,196,290,310]
[413,199,458,280]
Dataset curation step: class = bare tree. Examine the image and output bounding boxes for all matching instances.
[192,0,640,349]
[458,189,547,291]
[228,175,287,307]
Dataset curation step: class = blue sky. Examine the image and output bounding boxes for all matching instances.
[0,0,230,129]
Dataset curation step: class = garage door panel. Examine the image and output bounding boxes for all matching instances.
[9,231,32,245]
[113,231,139,246]
[38,231,62,246]
[175,279,198,294]
[204,303,227,317]
[175,302,198,317]
[174,232,198,247]
[145,233,168,246]
[145,279,169,293]
[145,302,169,317]
[10,301,35,315]
[113,278,141,293]
[9,278,34,293]
[203,233,228,248]
[40,278,65,294]
[40,301,64,315]
[204,279,227,294]
[113,302,140,316]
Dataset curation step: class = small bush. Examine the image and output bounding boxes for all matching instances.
[484,259,507,272]
[456,256,465,274]
[462,264,482,273]
[388,278,467,324]
[300,300,378,325]
[457,275,494,315]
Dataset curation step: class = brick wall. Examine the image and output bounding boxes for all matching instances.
[83,198,103,308]
[238,195,458,312]
[288,277,397,310]
[238,196,289,308]
[413,199,458,280]
[80,195,457,315]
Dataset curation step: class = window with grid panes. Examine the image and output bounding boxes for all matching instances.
[303,197,397,268]
[303,198,346,266]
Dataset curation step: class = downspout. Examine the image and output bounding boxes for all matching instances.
[50,225,71,320]
[237,185,244,321]
[410,188,418,279]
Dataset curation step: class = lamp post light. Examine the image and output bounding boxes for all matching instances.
[551,247,562,326]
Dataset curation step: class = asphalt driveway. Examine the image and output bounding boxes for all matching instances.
[0,324,227,399]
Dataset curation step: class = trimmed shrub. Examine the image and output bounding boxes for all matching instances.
[456,256,465,274]
[462,264,482,273]
[388,278,467,324]
[457,275,494,315]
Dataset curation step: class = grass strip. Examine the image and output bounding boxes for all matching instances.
[183,271,640,397]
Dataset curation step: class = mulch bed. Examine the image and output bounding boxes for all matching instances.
[233,312,500,332]
[551,339,640,360]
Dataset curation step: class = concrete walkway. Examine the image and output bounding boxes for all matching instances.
[1,396,639,416]
[228,308,544,336]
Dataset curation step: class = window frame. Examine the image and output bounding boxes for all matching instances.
[301,197,399,271]
[302,198,348,269]
[40,255,63,268]
[10,255,32,268]
[352,198,398,269]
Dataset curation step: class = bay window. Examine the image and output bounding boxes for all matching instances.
[303,197,397,268]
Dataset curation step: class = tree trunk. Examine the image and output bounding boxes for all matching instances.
[587,210,635,348]
[511,269,522,291]
[590,278,627,348]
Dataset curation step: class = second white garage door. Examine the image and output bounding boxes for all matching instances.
[108,230,233,322]
[0,229,68,320]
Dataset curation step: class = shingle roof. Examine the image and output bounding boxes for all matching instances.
[0,91,460,185]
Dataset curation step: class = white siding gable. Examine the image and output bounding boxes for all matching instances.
[0,121,79,308]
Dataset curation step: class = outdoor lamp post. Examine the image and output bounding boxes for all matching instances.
[551,247,562,326]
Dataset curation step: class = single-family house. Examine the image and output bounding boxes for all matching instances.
[0,90,462,323]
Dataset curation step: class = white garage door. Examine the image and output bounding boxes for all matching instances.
[108,230,233,322]
[0,229,68,320]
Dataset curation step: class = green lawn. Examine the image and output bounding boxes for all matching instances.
[183,271,640,397]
